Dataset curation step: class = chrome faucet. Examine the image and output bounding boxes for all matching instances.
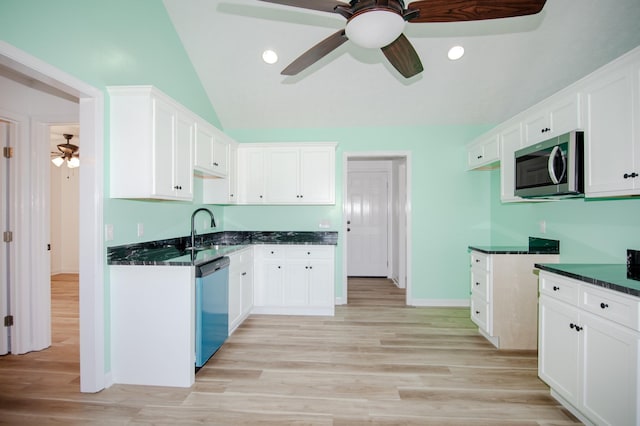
[190,207,216,249]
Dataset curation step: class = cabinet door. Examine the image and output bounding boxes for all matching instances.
[548,93,581,137]
[194,123,214,173]
[261,261,284,306]
[266,148,299,203]
[580,312,639,426]
[584,65,638,197]
[523,109,550,145]
[241,148,266,203]
[283,261,309,306]
[300,147,335,204]
[152,97,176,198]
[499,122,523,202]
[174,111,194,199]
[538,295,580,404]
[240,264,253,316]
[227,260,242,332]
[212,137,229,176]
[307,259,334,307]
[228,144,238,202]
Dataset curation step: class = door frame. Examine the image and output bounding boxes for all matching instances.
[341,151,412,305]
[0,41,105,392]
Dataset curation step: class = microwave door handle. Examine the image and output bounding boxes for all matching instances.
[547,145,566,184]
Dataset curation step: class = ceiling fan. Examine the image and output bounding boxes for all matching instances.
[51,133,80,168]
[258,0,547,78]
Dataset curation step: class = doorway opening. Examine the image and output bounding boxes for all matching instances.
[0,41,105,392]
[342,152,411,306]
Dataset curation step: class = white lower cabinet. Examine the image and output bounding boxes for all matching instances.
[253,245,335,315]
[227,247,253,335]
[538,271,640,426]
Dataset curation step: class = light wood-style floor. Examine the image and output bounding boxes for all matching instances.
[0,275,581,425]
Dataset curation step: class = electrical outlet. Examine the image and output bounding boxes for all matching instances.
[137,223,144,237]
[105,224,114,241]
[539,220,546,234]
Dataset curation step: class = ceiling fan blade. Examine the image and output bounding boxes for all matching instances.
[257,0,347,14]
[381,34,423,79]
[407,0,546,23]
[281,29,348,75]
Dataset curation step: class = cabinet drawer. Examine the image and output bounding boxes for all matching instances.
[470,269,489,300]
[581,285,640,331]
[287,245,334,259]
[539,273,580,305]
[470,251,490,272]
[256,245,285,259]
[471,296,490,333]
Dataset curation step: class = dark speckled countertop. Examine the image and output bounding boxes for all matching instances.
[535,263,640,297]
[469,237,560,255]
[107,231,337,266]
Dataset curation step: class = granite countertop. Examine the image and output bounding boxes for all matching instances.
[469,237,560,255]
[108,231,338,266]
[535,263,640,297]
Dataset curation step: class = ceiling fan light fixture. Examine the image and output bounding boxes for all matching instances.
[51,156,64,167]
[345,10,406,49]
[67,157,80,168]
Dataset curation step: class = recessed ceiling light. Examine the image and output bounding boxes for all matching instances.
[448,45,465,61]
[262,49,278,65]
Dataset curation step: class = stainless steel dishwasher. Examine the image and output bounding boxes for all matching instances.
[195,256,230,368]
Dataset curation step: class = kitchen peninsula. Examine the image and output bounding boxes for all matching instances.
[107,231,337,388]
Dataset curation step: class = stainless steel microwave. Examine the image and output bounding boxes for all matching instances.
[514,131,584,198]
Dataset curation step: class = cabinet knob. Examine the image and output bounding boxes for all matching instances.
[477,155,483,159]
[277,266,281,269]
[552,286,560,291]
[475,259,480,263]
[307,252,311,255]
[174,185,182,190]
[305,266,308,269]
[241,272,247,276]
[475,310,480,315]
[213,162,219,166]
[347,228,351,232]
[600,302,609,309]
[260,195,263,198]
[230,194,234,197]
[475,282,480,286]
[270,251,274,254]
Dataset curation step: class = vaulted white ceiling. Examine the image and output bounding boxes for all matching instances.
[163,0,640,130]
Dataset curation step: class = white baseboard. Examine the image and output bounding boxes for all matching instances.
[251,306,335,316]
[409,298,470,307]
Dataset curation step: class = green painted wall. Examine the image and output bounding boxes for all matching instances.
[228,126,493,301]
[489,169,640,263]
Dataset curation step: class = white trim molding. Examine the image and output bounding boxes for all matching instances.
[0,41,105,393]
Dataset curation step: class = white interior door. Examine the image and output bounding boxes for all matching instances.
[347,169,389,276]
[0,120,10,355]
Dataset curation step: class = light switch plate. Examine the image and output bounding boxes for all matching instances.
[105,224,114,241]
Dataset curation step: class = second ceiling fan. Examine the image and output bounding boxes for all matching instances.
[258,0,547,78]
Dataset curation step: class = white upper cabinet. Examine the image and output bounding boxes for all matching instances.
[467,133,500,170]
[194,120,229,177]
[583,54,640,197]
[238,147,267,204]
[238,143,336,205]
[108,86,194,200]
[523,92,582,145]
[202,141,238,205]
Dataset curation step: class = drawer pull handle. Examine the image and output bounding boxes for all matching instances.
[570,323,583,332]
[241,272,247,276]
[600,302,609,309]
[552,286,560,291]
